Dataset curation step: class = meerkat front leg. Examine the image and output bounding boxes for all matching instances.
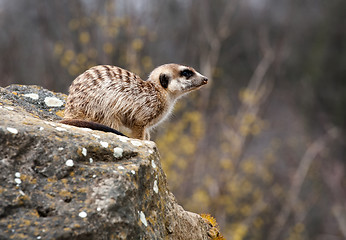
[144,129,150,141]
[107,116,121,131]
[131,125,148,140]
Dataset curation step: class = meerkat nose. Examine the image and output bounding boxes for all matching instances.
[202,77,208,84]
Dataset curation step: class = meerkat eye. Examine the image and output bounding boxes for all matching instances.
[180,69,194,79]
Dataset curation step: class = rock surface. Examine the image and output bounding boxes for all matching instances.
[0,85,209,240]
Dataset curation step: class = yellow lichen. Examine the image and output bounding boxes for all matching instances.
[200,214,225,240]
[59,189,72,198]
[55,110,65,118]
[29,178,37,184]
[61,179,68,184]
[10,233,27,239]
[78,187,87,193]
[47,177,56,183]
[22,219,31,226]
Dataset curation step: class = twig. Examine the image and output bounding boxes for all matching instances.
[268,127,339,240]
[332,205,346,239]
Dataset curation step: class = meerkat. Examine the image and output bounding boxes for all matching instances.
[61,64,208,140]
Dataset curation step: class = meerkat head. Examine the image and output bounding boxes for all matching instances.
[148,64,208,98]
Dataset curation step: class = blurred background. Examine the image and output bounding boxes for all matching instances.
[0,0,345,239]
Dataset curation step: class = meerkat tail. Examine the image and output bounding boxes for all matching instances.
[59,119,127,137]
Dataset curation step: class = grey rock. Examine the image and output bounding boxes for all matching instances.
[0,85,209,240]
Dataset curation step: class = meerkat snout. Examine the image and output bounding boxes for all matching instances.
[63,63,208,140]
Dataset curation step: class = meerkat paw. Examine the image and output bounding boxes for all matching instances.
[144,130,150,141]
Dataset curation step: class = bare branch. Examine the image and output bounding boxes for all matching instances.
[217,0,239,39]
[223,34,275,166]
[268,127,340,240]
[332,205,346,239]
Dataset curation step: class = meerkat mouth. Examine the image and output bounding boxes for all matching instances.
[198,77,208,88]
[184,79,208,93]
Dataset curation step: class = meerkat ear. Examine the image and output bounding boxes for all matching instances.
[159,74,169,89]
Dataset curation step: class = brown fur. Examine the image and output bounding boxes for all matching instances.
[63,64,208,140]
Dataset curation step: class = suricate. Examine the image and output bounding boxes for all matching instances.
[62,64,208,140]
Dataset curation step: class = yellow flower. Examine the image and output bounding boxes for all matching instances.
[63,50,75,63]
[103,43,114,54]
[54,42,64,56]
[68,19,79,30]
[132,38,143,51]
[79,32,90,44]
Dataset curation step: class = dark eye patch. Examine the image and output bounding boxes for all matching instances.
[159,73,169,88]
[180,69,194,79]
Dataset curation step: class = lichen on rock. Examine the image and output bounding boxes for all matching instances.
[0,85,210,239]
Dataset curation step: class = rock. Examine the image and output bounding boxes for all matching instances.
[0,85,209,240]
